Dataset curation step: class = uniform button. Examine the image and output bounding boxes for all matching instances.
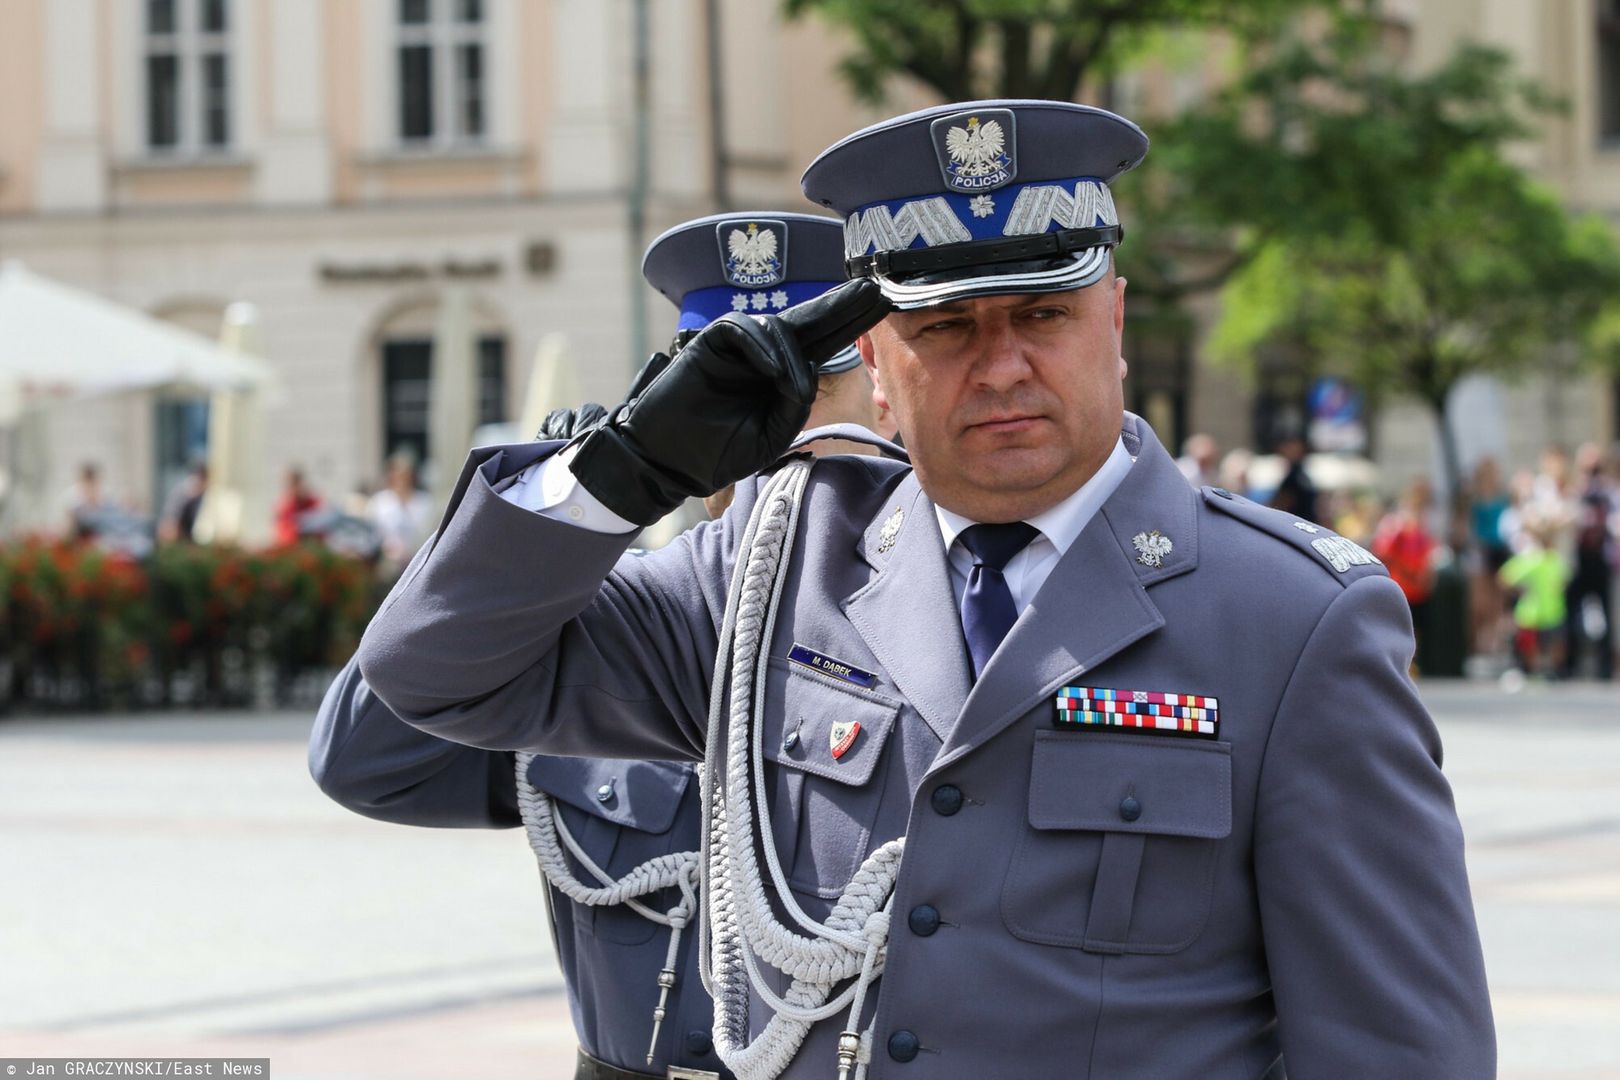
[1212,487,1233,499]
[887,1029,920,1062]
[1119,795,1142,822]
[685,1030,713,1057]
[782,728,800,751]
[567,504,585,521]
[595,782,615,803]
[930,784,963,816]
[908,904,940,937]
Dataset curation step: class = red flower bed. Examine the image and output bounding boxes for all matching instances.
[0,537,382,710]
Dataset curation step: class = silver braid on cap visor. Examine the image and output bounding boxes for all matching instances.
[873,243,1113,308]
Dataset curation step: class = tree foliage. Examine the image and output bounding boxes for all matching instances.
[1200,27,1620,504]
[782,0,1317,103]
[784,0,1620,510]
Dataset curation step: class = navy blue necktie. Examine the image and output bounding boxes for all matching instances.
[957,522,1039,678]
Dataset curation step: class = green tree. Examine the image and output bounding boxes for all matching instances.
[783,0,1318,103]
[1201,31,1620,519]
[1121,23,1553,297]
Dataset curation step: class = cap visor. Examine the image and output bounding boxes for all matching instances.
[877,246,1111,309]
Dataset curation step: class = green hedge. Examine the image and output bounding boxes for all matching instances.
[1,537,382,710]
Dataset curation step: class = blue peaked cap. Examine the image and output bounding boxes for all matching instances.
[801,100,1149,308]
[641,210,861,374]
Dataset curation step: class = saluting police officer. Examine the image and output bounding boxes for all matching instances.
[312,212,892,1080]
[355,101,1495,1078]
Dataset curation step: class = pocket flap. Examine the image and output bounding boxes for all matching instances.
[763,661,901,787]
[1028,730,1232,839]
[524,755,692,834]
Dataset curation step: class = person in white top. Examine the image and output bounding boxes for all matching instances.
[366,454,434,573]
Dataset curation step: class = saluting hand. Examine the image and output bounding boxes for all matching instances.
[569,278,891,526]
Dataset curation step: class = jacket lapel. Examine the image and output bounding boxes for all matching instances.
[842,472,973,745]
[936,417,1200,765]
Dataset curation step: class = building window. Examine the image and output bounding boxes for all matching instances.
[143,0,232,155]
[381,336,506,469]
[396,0,489,147]
[1601,0,1620,141]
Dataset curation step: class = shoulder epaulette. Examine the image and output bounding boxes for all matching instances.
[1200,486,1388,587]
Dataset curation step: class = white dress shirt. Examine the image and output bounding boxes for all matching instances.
[500,445,641,533]
[934,437,1133,613]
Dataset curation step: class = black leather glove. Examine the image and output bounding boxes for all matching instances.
[535,402,607,441]
[570,279,890,526]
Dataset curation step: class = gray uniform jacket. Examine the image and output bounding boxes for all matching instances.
[309,656,730,1077]
[356,414,1495,1079]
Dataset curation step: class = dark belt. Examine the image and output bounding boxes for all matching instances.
[573,1048,722,1080]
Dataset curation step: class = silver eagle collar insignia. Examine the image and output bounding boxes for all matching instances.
[877,506,904,555]
[1132,530,1173,569]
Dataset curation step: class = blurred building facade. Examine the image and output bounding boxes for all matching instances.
[1372,0,1620,491]
[0,0,1614,521]
[0,0,921,517]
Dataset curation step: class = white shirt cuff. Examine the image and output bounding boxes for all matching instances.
[499,444,639,534]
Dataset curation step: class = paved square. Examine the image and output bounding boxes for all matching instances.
[0,681,1614,1077]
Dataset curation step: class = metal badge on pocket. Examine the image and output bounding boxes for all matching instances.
[829,719,861,760]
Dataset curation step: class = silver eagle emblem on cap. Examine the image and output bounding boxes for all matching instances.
[719,220,786,288]
[931,108,1016,193]
[1132,530,1173,568]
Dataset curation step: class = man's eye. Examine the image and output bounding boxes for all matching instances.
[1025,307,1066,321]
[920,319,965,334]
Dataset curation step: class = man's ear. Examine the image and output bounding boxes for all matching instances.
[1113,274,1127,339]
[1113,274,1128,379]
[858,332,890,413]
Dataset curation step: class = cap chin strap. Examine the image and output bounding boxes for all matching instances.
[844,224,1120,281]
[700,458,904,1080]
[515,756,701,1067]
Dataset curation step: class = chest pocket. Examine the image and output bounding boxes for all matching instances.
[761,659,902,900]
[524,756,696,945]
[1001,731,1232,954]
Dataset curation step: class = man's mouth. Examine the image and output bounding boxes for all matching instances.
[966,413,1042,434]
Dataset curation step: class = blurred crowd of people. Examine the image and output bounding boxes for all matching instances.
[62,452,438,580]
[51,434,1620,683]
[1470,445,1617,681]
[1177,435,1619,682]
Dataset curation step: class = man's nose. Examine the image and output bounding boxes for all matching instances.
[969,316,1032,391]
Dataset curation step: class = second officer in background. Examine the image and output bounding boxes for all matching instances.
[310,211,892,1080]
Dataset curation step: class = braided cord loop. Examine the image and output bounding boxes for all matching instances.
[700,460,905,1080]
[515,753,701,1064]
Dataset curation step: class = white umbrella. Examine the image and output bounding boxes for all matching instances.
[427,287,478,510]
[0,394,51,534]
[0,261,274,393]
